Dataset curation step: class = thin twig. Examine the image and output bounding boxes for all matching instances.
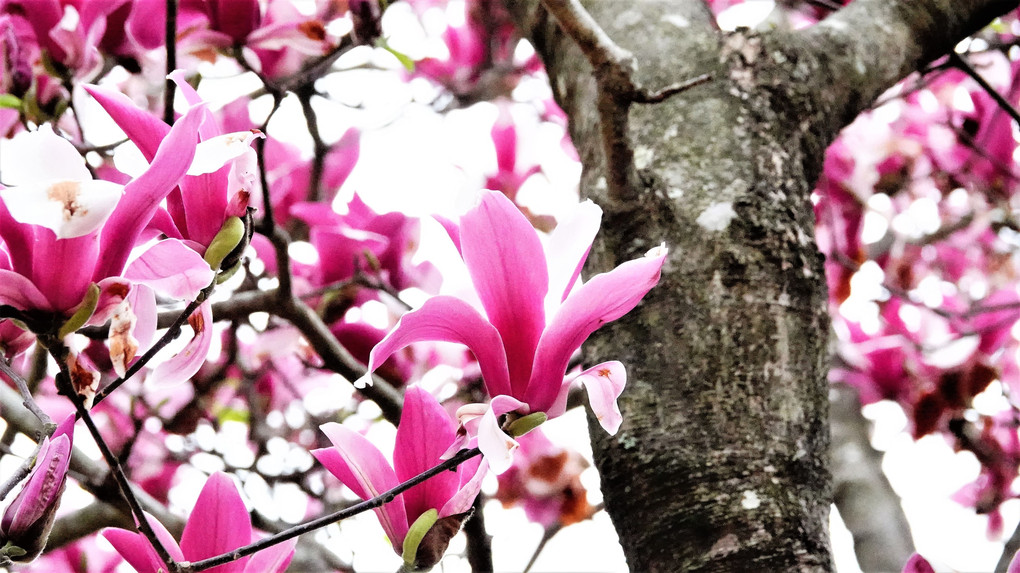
[522,503,604,573]
[0,357,53,429]
[164,0,178,125]
[184,448,482,573]
[50,347,180,573]
[951,52,1020,128]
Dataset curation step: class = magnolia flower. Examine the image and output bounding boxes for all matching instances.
[357,191,667,472]
[312,386,484,570]
[104,472,296,573]
[0,115,216,392]
[0,414,74,562]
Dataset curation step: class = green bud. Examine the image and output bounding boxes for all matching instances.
[204,216,246,271]
[507,412,547,437]
[57,283,100,339]
[401,508,439,568]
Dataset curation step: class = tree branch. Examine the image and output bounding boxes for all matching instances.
[830,383,915,571]
[802,0,1020,133]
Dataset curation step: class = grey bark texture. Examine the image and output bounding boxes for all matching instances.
[503,1,1020,571]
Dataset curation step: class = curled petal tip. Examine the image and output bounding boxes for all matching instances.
[354,374,373,388]
[645,243,668,258]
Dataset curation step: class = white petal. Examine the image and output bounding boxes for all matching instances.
[187,131,264,176]
[478,405,518,475]
[0,179,123,238]
[1,125,91,186]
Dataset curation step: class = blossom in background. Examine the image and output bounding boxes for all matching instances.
[312,386,484,569]
[0,414,74,562]
[358,191,667,472]
[104,472,296,573]
[494,428,592,528]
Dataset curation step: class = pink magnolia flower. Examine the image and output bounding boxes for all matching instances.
[0,414,74,562]
[494,428,591,528]
[312,386,484,569]
[0,116,214,390]
[104,472,296,573]
[357,191,667,472]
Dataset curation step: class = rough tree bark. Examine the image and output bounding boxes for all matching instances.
[504,1,1020,570]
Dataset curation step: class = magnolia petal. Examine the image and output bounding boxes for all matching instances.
[188,131,264,176]
[148,300,213,386]
[575,361,627,434]
[1,125,90,186]
[433,214,461,255]
[103,512,185,573]
[66,350,100,409]
[83,85,170,161]
[460,191,548,396]
[527,246,667,413]
[358,296,511,397]
[439,457,486,517]
[544,199,602,312]
[0,270,53,311]
[125,239,214,300]
[180,472,252,573]
[394,386,459,523]
[243,538,297,573]
[1008,549,1020,573]
[313,423,408,549]
[477,399,521,476]
[901,554,935,573]
[95,103,206,280]
[0,178,123,239]
[108,299,139,377]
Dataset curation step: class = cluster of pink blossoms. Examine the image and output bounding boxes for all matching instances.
[0,0,667,568]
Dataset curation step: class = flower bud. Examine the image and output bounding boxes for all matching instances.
[0,415,74,562]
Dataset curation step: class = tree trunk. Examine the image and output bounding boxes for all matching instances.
[504,0,1020,570]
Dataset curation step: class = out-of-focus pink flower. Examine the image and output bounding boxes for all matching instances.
[358,191,666,472]
[494,429,591,528]
[312,385,484,569]
[104,472,296,573]
[0,414,74,562]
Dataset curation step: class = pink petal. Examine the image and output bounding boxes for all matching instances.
[94,103,206,280]
[544,199,601,311]
[357,296,511,398]
[902,553,935,573]
[33,232,100,313]
[439,458,486,517]
[148,300,213,386]
[574,361,627,434]
[103,513,185,573]
[527,246,666,413]
[83,85,170,161]
[433,214,461,255]
[460,191,548,395]
[477,395,526,475]
[125,239,214,300]
[243,538,296,573]
[0,196,35,278]
[0,270,53,311]
[321,127,361,201]
[394,386,459,523]
[313,423,408,550]
[180,472,251,573]
[1010,549,1020,573]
